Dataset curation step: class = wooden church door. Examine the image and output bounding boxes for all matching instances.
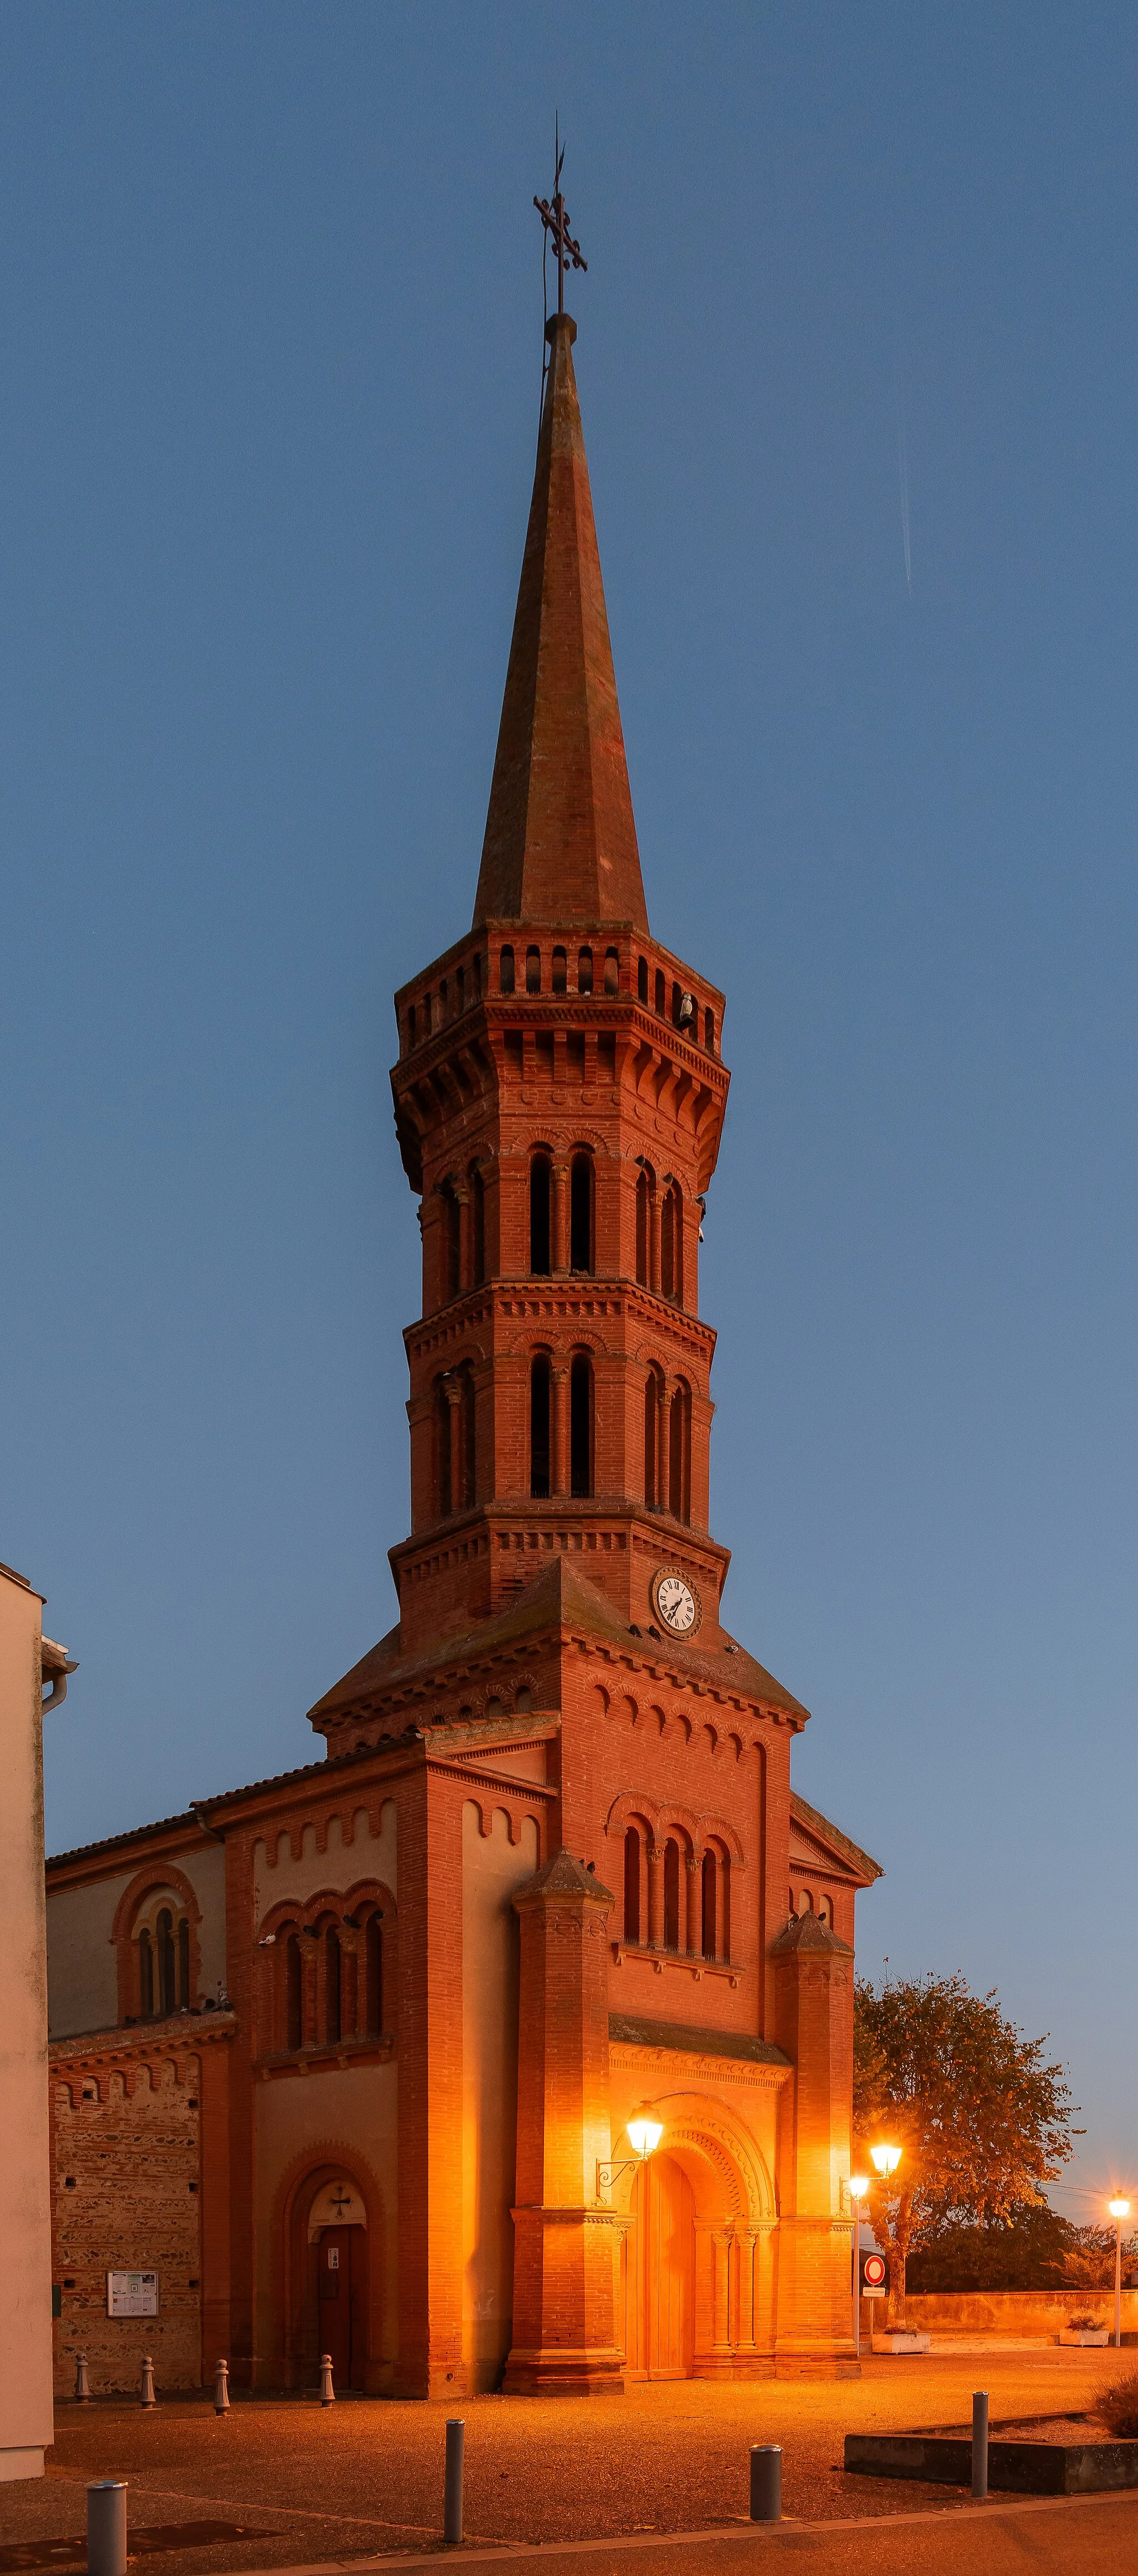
[317,2225,361,2388]
[625,2154,695,2378]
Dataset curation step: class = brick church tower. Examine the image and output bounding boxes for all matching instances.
[41,290,880,2411]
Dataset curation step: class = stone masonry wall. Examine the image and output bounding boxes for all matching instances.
[52,2036,202,2395]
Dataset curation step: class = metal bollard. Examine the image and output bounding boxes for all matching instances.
[750,2445,781,2524]
[214,2358,230,2415]
[74,2352,91,2404]
[87,2482,127,2576]
[444,2418,465,2546]
[319,2353,335,2406]
[139,2355,156,2409]
[972,2390,989,2500]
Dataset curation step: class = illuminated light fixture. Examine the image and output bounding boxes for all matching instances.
[849,2175,870,2200]
[870,2144,902,2177]
[597,2110,663,2196]
[627,2117,664,2160]
[1110,2197,1132,2348]
[1110,2198,1131,2220]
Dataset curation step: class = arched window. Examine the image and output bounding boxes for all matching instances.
[604,947,620,994]
[530,1354,551,1499]
[643,1363,663,1507]
[178,1916,190,2009]
[456,964,466,1013]
[499,946,515,994]
[325,1927,341,2045]
[570,1353,593,1496]
[635,1166,652,1287]
[661,1181,683,1304]
[654,968,666,1016]
[440,978,448,1020]
[663,1839,680,1950]
[407,1003,417,1049]
[552,945,567,994]
[461,1363,476,1508]
[637,956,648,1003]
[530,1154,552,1275]
[526,945,542,993]
[671,981,682,1027]
[364,1911,383,2036]
[570,1152,593,1272]
[284,1928,302,2050]
[423,989,433,1033]
[577,947,593,994]
[623,1828,641,1945]
[470,1166,486,1285]
[702,1848,731,1960]
[668,1378,691,1523]
[704,1006,715,1053]
[473,951,483,999]
[442,1185,461,1301]
[701,1852,717,1960]
[436,1376,452,1518]
[157,1909,176,2016]
[817,1894,833,1928]
[139,1927,154,2018]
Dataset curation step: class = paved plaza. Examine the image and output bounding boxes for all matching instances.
[0,2349,1136,2576]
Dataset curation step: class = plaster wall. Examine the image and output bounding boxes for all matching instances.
[0,1567,55,2475]
[179,1842,227,1998]
[47,1874,131,2041]
[252,1802,397,1916]
[253,2061,398,2383]
[461,1800,539,2390]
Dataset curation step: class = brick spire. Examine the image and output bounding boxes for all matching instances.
[472,314,649,933]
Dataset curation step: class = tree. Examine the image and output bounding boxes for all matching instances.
[907,2210,1132,2295]
[853,1973,1076,2324]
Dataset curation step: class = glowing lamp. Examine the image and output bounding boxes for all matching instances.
[627,2117,663,2159]
[848,2175,870,2199]
[1110,2198,1131,2221]
[870,2144,902,2177]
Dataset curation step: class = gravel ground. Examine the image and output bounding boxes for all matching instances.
[0,2349,1132,2575]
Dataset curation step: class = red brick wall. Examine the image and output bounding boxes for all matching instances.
[51,2036,208,2395]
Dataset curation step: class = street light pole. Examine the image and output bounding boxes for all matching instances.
[1109,2198,1130,2350]
[849,2177,869,2360]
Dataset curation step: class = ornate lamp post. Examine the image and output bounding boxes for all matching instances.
[1109,2197,1130,2349]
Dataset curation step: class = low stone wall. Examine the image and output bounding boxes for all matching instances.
[905,2289,1138,2341]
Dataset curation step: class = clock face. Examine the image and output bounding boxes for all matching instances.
[651,1569,702,1638]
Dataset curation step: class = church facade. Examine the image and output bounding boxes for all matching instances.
[46,307,879,2397]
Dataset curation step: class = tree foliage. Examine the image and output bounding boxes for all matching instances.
[908,2210,1132,2295]
[854,1973,1076,2320]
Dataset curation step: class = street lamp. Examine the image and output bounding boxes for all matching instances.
[871,2143,902,2178]
[1109,2197,1130,2349]
[597,2112,663,2196]
[849,2175,870,2359]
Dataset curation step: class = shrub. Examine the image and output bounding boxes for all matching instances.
[1067,2313,1106,2331]
[1096,2373,1138,2439]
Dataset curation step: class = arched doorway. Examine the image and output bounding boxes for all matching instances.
[622,2152,695,2379]
[307,2178,369,2391]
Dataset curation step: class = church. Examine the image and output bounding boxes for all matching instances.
[45,287,880,2398]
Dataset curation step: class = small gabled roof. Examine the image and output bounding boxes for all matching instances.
[789,1788,883,1887]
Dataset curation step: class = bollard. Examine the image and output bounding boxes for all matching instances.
[319,2353,335,2406]
[972,2390,989,2501]
[87,2482,127,2576]
[214,2359,230,2415]
[444,2418,465,2546]
[74,2353,91,2404]
[139,2355,156,2409]
[750,2445,781,2524]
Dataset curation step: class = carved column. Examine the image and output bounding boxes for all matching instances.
[552,1366,570,1496]
[712,2231,732,2354]
[504,1851,623,2394]
[734,2227,758,2354]
[551,1162,569,1273]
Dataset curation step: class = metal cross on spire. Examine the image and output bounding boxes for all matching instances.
[533,123,587,317]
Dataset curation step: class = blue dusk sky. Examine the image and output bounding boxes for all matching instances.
[3,4,1135,2217]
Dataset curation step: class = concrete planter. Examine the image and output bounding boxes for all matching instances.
[871,2331,931,2356]
[846,2430,1138,2495]
[1058,2329,1110,2347]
